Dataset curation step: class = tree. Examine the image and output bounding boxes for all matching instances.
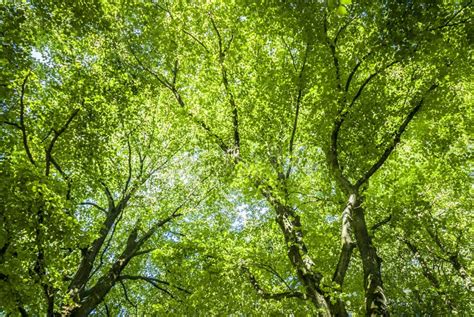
[1,0,472,316]
[1,3,213,315]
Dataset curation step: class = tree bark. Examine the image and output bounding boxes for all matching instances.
[269,198,333,316]
[351,194,388,316]
[69,228,139,316]
[330,193,357,316]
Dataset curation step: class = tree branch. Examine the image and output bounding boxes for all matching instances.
[344,51,374,93]
[101,181,115,211]
[211,15,241,161]
[403,237,459,310]
[89,208,125,281]
[19,72,36,166]
[45,108,79,176]
[334,16,356,46]
[404,239,443,288]
[119,279,138,309]
[332,194,357,287]
[370,215,392,233]
[183,29,210,53]
[328,121,353,193]
[428,0,472,32]
[281,37,298,72]
[122,136,133,197]
[79,202,107,213]
[50,156,72,200]
[348,60,398,112]
[104,303,111,317]
[130,46,230,154]
[324,14,342,91]
[241,265,306,300]
[130,48,172,89]
[356,84,437,188]
[119,275,191,295]
[2,121,21,129]
[255,263,293,291]
[286,43,310,179]
[425,225,473,291]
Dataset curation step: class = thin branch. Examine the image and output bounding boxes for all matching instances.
[123,136,133,197]
[370,214,392,233]
[211,15,241,160]
[404,239,441,288]
[101,181,115,211]
[45,108,80,176]
[425,226,447,254]
[286,43,310,179]
[183,30,210,53]
[403,237,461,308]
[104,303,111,317]
[130,46,230,154]
[209,15,222,54]
[425,225,473,291]
[428,0,472,32]
[186,110,230,153]
[344,51,374,93]
[79,202,107,213]
[50,157,72,200]
[155,2,174,19]
[136,182,214,248]
[2,121,21,129]
[130,48,172,89]
[255,263,293,291]
[281,37,298,72]
[136,212,182,247]
[347,60,399,112]
[120,275,176,299]
[40,128,53,143]
[119,279,138,309]
[119,275,191,294]
[356,84,437,188]
[171,59,179,87]
[334,15,356,46]
[19,72,36,166]
[324,14,342,91]
[89,207,125,280]
[241,265,306,300]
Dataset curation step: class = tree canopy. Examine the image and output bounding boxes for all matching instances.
[1,0,473,316]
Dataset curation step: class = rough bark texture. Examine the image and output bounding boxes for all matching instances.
[269,198,333,316]
[351,195,388,317]
[67,201,125,301]
[330,193,357,316]
[69,228,139,316]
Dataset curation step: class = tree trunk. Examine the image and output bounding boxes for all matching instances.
[351,195,388,316]
[271,200,333,316]
[68,228,139,316]
[330,193,357,316]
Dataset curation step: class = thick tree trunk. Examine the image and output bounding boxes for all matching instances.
[69,228,139,316]
[449,255,473,292]
[271,200,333,316]
[330,193,357,316]
[351,195,388,316]
[68,206,123,298]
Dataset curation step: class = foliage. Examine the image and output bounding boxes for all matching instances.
[1,1,472,316]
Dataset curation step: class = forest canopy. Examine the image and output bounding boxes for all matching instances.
[0,0,473,316]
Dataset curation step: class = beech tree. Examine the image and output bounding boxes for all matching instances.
[1,0,472,316]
